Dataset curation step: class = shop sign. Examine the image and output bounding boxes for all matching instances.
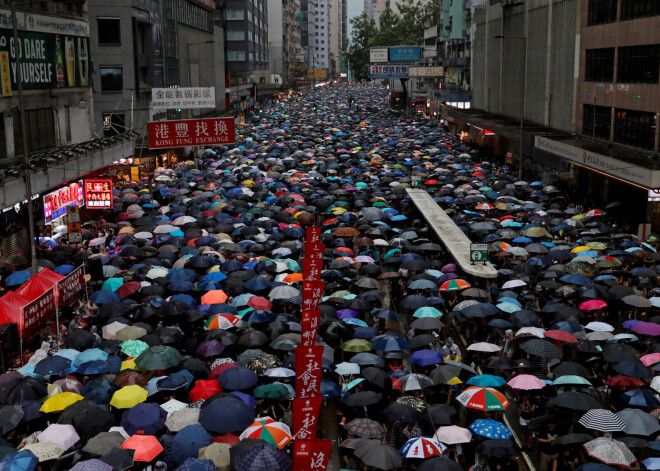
[22,288,54,335]
[57,265,85,308]
[0,10,90,37]
[408,66,443,77]
[43,181,83,223]
[147,118,236,149]
[0,29,90,93]
[389,47,421,61]
[152,87,215,110]
[370,65,408,78]
[370,48,388,63]
[84,179,113,208]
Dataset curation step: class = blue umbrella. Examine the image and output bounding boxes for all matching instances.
[120,403,167,436]
[245,278,271,291]
[231,391,256,409]
[172,425,213,465]
[469,419,512,439]
[0,450,38,471]
[560,274,593,287]
[488,319,513,329]
[321,379,341,399]
[409,350,443,367]
[372,335,410,352]
[619,389,660,407]
[75,360,111,375]
[197,280,223,291]
[5,271,31,287]
[54,265,75,276]
[466,374,507,387]
[408,279,438,290]
[613,361,653,379]
[217,366,258,390]
[80,378,116,405]
[352,327,380,339]
[375,310,401,321]
[203,272,228,282]
[198,397,255,434]
[33,356,71,376]
[165,269,197,282]
[89,290,122,304]
[167,281,196,292]
[73,348,109,367]
[174,458,216,471]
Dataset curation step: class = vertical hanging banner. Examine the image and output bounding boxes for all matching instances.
[301,309,320,346]
[292,396,323,440]
[306,227,322,244]
[293,439,332,470]
[295,345,324,398]
[303,257,323,281]
[305,243,324,259]
[302,281,325,312]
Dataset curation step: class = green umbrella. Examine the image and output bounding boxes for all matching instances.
[115,326,148,342]
[135,345,183,370]
[253,384,290,399]
[120,340,150,357]
[102,278,124,292]
[340,339,372,353]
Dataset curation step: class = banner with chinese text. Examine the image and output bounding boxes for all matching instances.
[57,265,85,308]
[22,288,54,335]
[292,396,323,440]
[293,439,332,471]
[147,118,236,149]
[301,281,324,312]
[301,309,320,347]
[295,345,323,398]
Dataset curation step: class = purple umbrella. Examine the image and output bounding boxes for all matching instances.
[195,340,226,357]
[631,322,660,336]
[336,309,360,319]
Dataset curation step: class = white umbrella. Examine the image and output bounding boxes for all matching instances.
[173,216,197,225]
[585,321,614,332]
[154,225,178,234]
[134,232,153,239]
[89,237,107,247]
[502,279,527,289]
[264,367,296,378]
[515,327,546,338]
[433,425,472,444]
[402,374,433,391]
[467,342,502,353]
[335,362,360,376]
[37,424,79,451]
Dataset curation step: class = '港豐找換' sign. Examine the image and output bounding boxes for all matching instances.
[147,118,236,149]
[0,29,89,95]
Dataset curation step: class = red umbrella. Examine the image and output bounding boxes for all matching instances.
[212,434,240,446]
[122,435,164,462]
[247,296,273,310]
[605,376,645,387]
[189,380,222,402]
[116,281,143,299]
[209,362,240,380]
[544,330,578,343]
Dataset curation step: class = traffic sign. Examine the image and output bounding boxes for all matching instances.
[67,205,80,223]
[470,243,488,264]
[410,176,421,188]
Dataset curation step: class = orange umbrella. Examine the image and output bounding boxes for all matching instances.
[201,290,228,305]
[122,435,164,462]
[283,273,303,283]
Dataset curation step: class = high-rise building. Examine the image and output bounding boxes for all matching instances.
[313,0,329,72]
[267,0,302,88]
[363,0,387,26]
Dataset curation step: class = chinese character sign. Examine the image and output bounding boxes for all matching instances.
[148,118,236,149]
[57,265,85,308]
[302,258,323,282]
[301,281,325,312]
[292,397,323,440]
[21,288,55,336]
[306,227,322,244]
[295,346,323,398]
[83,179,113,209]
[293,440,332,470]
[301,309,320,347]
[305,243,324,260]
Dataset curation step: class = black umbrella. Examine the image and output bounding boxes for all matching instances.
[343,391,381,407]
[417,457,463,471]
[65,330,96,349]
[99,448,135,471]
[477,439,517,457]
[58,400,114,437]
[424,404,458,426]
[0,376,47,404]
[547,392,601,411]
[552,433,594,446]
[551,361,590,377]
[382,403,421,423]
[354,441,402,470]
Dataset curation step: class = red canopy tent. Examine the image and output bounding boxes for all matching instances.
[15,268,64,303]
[0,291,28,326]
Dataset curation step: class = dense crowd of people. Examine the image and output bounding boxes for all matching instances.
[0,83,658,471]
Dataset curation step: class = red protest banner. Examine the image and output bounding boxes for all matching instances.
[302,258,323,282]
[292,396,323,440]
[295,346,324,398]
[301,281,325,312]
[293,439,332,470]
[22,288,55,335]
[305,243,324,259]
[57,265,86,308]
[305,227,322,244]
[147,118,236,149]
[301,309,320,346]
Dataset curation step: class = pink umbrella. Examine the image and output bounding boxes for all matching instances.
[433,425,472,444]
[441,263,458,273]
[641,353,660,366]
[579,300,608,311]
[37,424,80,451]
[632,322,660,336]
[507,374,546,390]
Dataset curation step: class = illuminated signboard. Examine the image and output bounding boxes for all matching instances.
[43,181,83,223]
[84,179,114,208]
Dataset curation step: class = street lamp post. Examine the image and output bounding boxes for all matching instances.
[494,34,527,181]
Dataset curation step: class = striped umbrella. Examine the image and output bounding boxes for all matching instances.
[456,387,510,411]
[399,437,446,458]
[205,314,239,330]
[239,417,292,449]
[578,409,626,432]
[439,279,471,292]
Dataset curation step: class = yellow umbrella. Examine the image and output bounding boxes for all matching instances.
[110,385,148,409]
[572,214,587,220]
[121,358,139,371]
[118,226,134,235]
[40,392,83,413]
[571,246,592,253]
[446,377,463,386]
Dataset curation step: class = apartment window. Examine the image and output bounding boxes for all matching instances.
[97,18,121,45]
[614,108,657,150]
[617,44,660,83]
[585,48,614,82]
[227,50,246,61]
[249,52,254,61]
[621,0,660,20]
[226,9,245,20]
[100,66,123,92]
[583,104,612,140]
[587,0,617,26]
[227,30,245,41]
[14,108,55,155]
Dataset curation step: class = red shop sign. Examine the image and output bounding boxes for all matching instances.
[147,118,236,149]
[84,179,114,209]
[43,181,83,223]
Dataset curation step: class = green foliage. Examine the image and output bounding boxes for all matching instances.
[346,0,442,80]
